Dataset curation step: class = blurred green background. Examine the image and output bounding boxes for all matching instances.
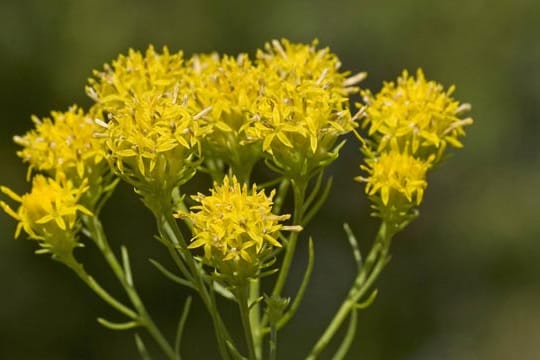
[1,0,539,359]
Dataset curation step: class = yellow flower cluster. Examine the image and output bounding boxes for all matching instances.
[87,46,185,112]
[1,175,91,259]
[2,41,473,258]
[14,106,107,182]
[178,176,295,281]
[360,149,430,206]
[6,103,114,251]
[358,69,472,217]
[99,91,207,194]
[247,39,363,177]
[184,53,263,178]
[87,46,205,195]
[86,40,363,185]
[361,69,473,161]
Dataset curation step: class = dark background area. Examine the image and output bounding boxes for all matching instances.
[1,0,539,359]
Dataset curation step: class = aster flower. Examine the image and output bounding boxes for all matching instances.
[13,106,116,212]
[246,39,365,179]
[14,105,107,181]
[99,91,208,198]
[256,39,355,93]
[0,174,92,260]
[177,176,300,282]
[86,45,186,113]
[357,69,472,224]
[87,46,211,203]
[361,69,473,162]
[185,53,264,179]
[358,148,431,207]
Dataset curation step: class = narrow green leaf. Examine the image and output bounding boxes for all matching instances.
[213,281,236,301]
[149,259,195,290]
[134,333,152,360]
[274,237,315,331]
[343,223,362,271]
[354,289,378,310]
[303,170,324,212]
[174,296,193,358]
[226,340,247,360]
[331,310,358,360]
[97,317,140,331]
[248,296,264,310]
[121,246,133,287]
[258,268,279,279]
[303,177,333,226]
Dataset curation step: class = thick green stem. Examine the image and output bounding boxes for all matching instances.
[306,223,392,360]
[249,279,262,359]
[238,284,258,360]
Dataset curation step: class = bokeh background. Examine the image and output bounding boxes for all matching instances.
[1,0,539,359]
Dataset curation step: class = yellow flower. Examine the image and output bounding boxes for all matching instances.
[1,174,92,259]
[177,176,299,281]
[14,105,107,181]
[246,39,364,178]
[87,45,209,198]
[101,91,207,195]
[358,149,431,206]
[186,53,260,133]
[86,45,185,112]
[361,69,473,161]
[256,39,357,93]
[185,53,264,177]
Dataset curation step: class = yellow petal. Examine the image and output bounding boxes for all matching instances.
[1,186,22,202]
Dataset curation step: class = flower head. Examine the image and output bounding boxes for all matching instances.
[87,46,208,200]
[185,53,264,177]
[361,69,473,162]
[246,39,364,178]
[86,45,185,112]
[101,91,207,196]
[178,176,299,282]
[1,174,92,260]
[256,39,352,91]
[14,106,107,182]
[358,148,431,207]
[186,53,261,132]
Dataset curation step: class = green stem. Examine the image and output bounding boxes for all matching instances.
[231,159,256,186]
[269,325,277,360]
[271,178,307,298]
[157,208,234,360]
[260,178,307,347]
[68,261,137,319]
[272,179,289,216]
[332,309,358,360]
[261,238,314,336]
[82,215,178,360]
[157,212,194,281]
[306,223,392,360]
[238,284,257,360]
[204,158,225,183]
[249,279,262,359]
